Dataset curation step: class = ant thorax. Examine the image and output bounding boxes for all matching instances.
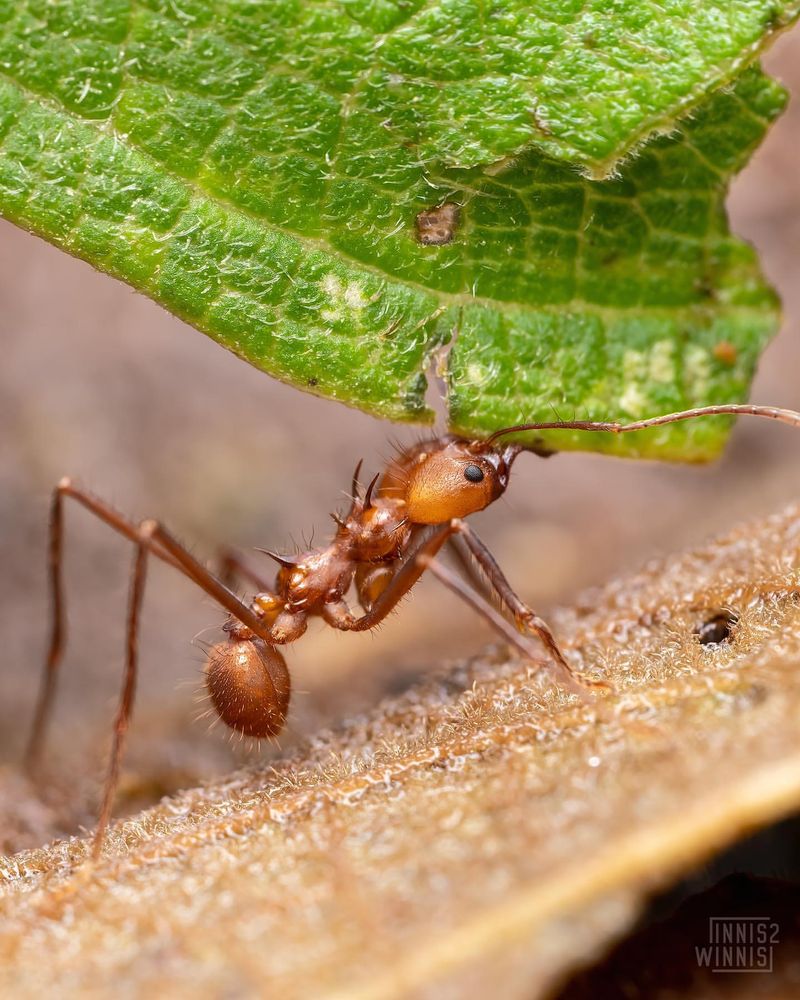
[344,498,410,561]
[254,493,410,626]
[274,547,353,614]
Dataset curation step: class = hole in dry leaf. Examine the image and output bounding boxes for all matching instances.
[695,609,739,646]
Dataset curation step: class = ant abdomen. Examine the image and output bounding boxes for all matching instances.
[204,636,290,738]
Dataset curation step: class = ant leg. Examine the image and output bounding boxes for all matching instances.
[28,483,285,855]
[342,521,528,633]
[446,533,493,602]
[355,564,396,613]
[320,600,355,629]
[451,522,576,683]
[330,523,598,695]
[217,546,274,592]
[26,480,275,773]
[26,480,178,772]
[93,535,147,858]
[97,520,282,858]
[217,550,288,640]
[25,483,66,770]
[417,554,589,696]
[340,523,456,631]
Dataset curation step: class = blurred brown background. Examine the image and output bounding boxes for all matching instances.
[2,29,800,820]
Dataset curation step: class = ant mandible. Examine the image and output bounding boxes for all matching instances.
[22,402,800,855]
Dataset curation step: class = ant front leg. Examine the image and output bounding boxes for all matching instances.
[327,522,592,696]
[339,521,548,637]
[446,533,495,602]
[450,521,578,683]
[416,554,590,696]
[336,523,456,631]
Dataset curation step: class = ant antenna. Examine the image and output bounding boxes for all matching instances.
[485,404,800,444]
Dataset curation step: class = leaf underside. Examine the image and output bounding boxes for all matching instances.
[3,506,800,997]
[0,1,797,457]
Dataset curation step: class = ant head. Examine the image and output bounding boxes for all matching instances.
[404,439,517,525]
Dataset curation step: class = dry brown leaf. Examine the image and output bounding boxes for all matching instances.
[2,505,800,998]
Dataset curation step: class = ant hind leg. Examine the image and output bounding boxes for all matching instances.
[26,480,283,857]
[25,480,181,773]
[93,530,149,858]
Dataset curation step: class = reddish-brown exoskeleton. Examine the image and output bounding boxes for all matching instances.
[24,403,800,854]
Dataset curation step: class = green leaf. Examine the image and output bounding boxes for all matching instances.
[447,70,786,459]
[0,1,795,455]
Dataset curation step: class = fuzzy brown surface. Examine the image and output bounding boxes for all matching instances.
[1,506,800,998]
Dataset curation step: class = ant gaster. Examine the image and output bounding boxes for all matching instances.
[23,403,800,854]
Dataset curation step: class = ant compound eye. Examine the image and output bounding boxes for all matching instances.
[464,463,485,483]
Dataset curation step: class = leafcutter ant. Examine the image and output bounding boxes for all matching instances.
[23,403,800,854]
